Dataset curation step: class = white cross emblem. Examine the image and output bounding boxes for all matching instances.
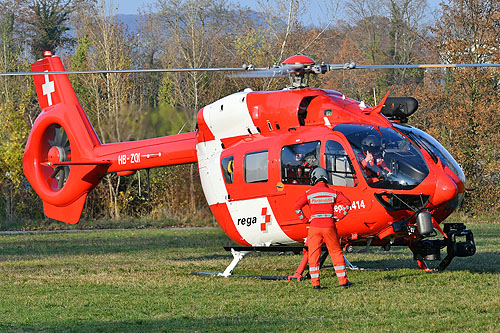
[42,70,55,106]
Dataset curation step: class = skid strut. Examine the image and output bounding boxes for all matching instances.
[219,249,251,277]
[343,255,359,270]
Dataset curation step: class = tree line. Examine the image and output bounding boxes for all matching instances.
[0,0,499,226]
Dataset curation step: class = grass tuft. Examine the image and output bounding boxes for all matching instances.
[0,224,499,331]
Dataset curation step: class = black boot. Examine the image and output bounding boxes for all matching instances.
[339,281,352,288]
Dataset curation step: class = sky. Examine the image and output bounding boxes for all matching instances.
[115,0,444,17]
[115,0,259,14]
[114,0,155,14]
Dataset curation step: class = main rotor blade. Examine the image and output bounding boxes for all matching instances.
[230,67,298,78]
[329,63,500,70]
[231,63,309,79]
[2,62,498,77]
[0,67,266,77]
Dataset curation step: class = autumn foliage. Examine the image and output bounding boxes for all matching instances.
[0,0,499,226]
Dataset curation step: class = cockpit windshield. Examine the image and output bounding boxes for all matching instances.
[334,124,429,189]
[394,124,465,186]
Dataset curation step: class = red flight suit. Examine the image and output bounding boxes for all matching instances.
[294,181,351,287]
[359,152,391,183]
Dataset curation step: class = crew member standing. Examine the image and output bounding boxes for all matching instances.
[294,167,352,289]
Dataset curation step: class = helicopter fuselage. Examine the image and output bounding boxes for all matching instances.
[23,54,465,253]
[195,88,464,246]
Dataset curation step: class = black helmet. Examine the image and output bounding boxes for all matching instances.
[361,135,381,154]
[304,151,318,166]
[310,167,328,185]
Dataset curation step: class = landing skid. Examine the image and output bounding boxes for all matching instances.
[191,246,308,280]
[190,272,290,280]
[190,245,363,280]
[343,255,359,270]
[190,237,461,280]
[219,248,251,277]
[192,223,476,278]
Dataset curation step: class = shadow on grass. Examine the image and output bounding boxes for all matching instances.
[348,251,500,273]
[2,316,306,332]
[0,229,235,259]
[2,228,499,274]
[168,253,232,262]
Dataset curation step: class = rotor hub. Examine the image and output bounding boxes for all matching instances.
[48,146,66,164]
[282,55,316,66]
[281,55,326,89]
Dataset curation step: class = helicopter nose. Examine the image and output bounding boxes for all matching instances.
[431,173,458,206]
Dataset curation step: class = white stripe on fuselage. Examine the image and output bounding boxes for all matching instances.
[203,90,259,140]
[196,90,294,246]
[196,91,256,206]
[197,139,228,205]
[227,198,294,246]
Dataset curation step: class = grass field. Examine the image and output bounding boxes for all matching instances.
[0,224,499,332]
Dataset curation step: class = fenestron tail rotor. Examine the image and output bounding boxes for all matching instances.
[45,124,71,190]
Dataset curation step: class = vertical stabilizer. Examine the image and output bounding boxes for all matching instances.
[23,52,106,224]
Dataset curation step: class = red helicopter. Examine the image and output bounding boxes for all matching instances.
[11,52,494,278]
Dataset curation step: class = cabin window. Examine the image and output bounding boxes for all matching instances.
[245,151,268,183]
[221,156,234,184]
[325,140,356,187]
[281,141,320,184]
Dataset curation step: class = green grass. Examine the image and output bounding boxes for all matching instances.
[0,216,216,232]
[0,224,499,332]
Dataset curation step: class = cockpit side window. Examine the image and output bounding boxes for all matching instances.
[281,141,320,184]
[325,140,356,187]
[221,156,234,184]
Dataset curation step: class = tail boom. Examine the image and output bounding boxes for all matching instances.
[93,132,198,173]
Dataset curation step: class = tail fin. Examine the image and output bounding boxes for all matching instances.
[24,52,199,224]
[31,52,100,147]
[32,52,76,109]
[23,53,107,224]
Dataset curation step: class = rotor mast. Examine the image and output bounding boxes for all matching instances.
[281,55,328,89]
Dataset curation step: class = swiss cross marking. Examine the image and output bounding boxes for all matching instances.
[260,207,272,232]
[42,71,55,106]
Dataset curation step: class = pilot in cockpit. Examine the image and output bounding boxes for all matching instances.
[358,135,391,183]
